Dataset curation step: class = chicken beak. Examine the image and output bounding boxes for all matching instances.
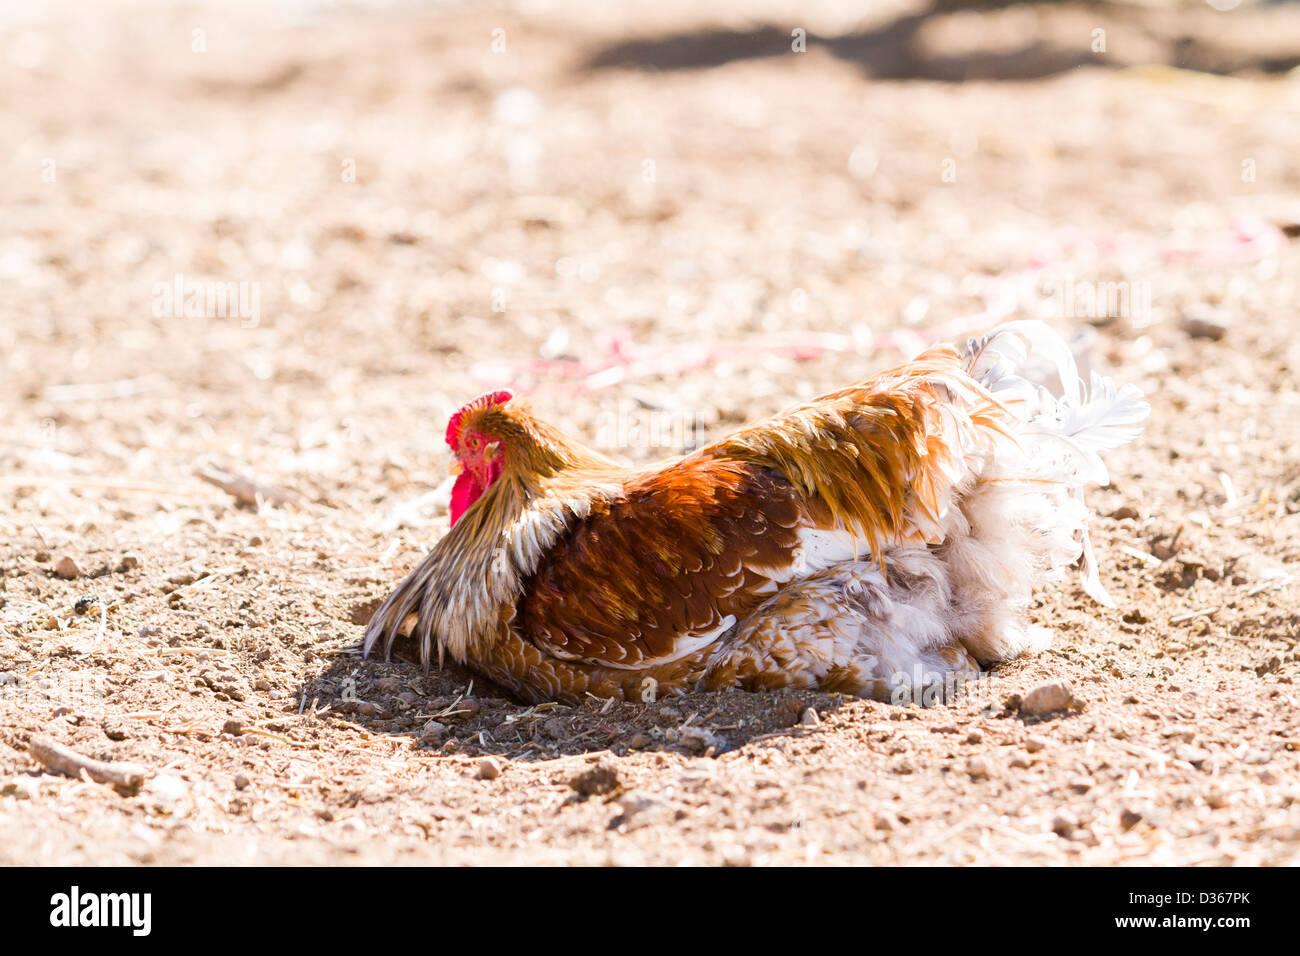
[448,457,463,476]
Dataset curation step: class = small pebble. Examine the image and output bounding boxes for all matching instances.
[234,774,250,790]
[966,757,991,780]
[1179,306,1228,341]
[627,732,651,750]
[800,708,821,727]
[54,556,80,580]
[570,761,620,796]
[615,790,663,829]
[775,698,803,726]
[419,720,447,745]
[2,778,37,800]
[1068,776,1094,794]
[617,790,660,818]
[1019,682,1077,717]
[1052,810,1079,835]
[678,726,721,755]
[476,756,503,780]
[1025,735,1048,753]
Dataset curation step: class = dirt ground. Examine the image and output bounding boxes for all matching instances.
[1,0,1298,865]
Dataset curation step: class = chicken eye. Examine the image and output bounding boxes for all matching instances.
[466,435,480,450]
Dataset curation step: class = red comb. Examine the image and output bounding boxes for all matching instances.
[445,389,514,450]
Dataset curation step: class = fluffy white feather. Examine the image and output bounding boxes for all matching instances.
[716,319,1149,698]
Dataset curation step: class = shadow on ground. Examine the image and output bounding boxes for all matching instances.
[301,648,852,761]
[580,2,1300,82]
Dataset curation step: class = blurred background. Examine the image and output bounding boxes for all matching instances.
[1,0,1298,560]
[2,0,1298,483]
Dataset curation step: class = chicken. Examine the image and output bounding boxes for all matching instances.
[363,320,1148,705]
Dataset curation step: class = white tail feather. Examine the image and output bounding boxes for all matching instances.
[960,320,1148,614]
[1064,372,1150,454]
[967,321,1150,488]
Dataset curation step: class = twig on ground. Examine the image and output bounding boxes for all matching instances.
[1118,545,1162,567]
[194,463,302,509]
[28,735,149,795]
[1170,607,1220,625]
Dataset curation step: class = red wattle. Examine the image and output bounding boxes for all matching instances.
[449,471,484,526]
